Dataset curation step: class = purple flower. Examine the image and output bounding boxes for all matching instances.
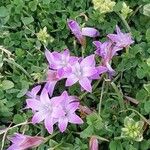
[57,91,83,132]
[67,19,100,45]
[44,70,59,97]
[65,55,98,92]
[107,25,134,49]
[26,88,65,134]
[45,49,78,78]
[26,89,83,133]
[7,133,44,150]
[93,41,121,75]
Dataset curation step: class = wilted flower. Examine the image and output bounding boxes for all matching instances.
[67,19,99,45]
[7,133,44,150]
[93,0,116,14]
[107,26,134,49]
[57,91,83,132]
[45,49,78,78]
[26,88,65,133]
[65,55,98,92]
[121,2,132,19]
[93,40,121,75]
[89,136,99,150]
[121,117,144,141]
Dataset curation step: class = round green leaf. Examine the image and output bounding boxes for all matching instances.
[2,80,14,90]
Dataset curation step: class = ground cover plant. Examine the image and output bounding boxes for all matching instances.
[0,0,150,149]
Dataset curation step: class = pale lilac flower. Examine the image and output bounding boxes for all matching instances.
[57,91,83,132]
[93,41,121,75]
[44,70,59,96]
[67,19,100,45]
[26,88,65,134]
[89,136,99,150]
[45,49,78,78]
[7,133,44,150]
[65,55,98,92]
[107,25,134,49]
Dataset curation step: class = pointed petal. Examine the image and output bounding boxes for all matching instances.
[82,27,100,37]
[40,88,50,103]
[83,67,97,77]
[107,34,118,42]
[58,117,68,132]
[116,25,122,35]
[81,55,95,67]
[32,112,46,124]
[93,41,101,48]
[68,113,83,124]
[97,66,108,74]
[65,75,78,86]
[79,77,92,92]
[7,144,20,150]
[69,56,79,64]
[62,49,70,58]
[67,101,79,113]
[45,50,54,66]
[44,117,54,134]
[57,68,65,78]
[26,85,41,98]
[26,99,41,110]
[44,81,57,97]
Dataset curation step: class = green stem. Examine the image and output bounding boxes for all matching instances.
[115,12,131,33]
[111,82,125,110]
[98,81,105,115]
[81,46,85,58]
[127,108,150,126]
[3,58,33,80]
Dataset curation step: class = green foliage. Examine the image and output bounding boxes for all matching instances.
[0,0,150,150]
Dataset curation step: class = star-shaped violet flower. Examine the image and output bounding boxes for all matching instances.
[93,40,121,75]
[67,19,100,45]
[65,55,97,92]
[57,91,83,132]
[7,133,44,150]
[107,25,134,49]
[45,49,78,78]
[26,88,65,134]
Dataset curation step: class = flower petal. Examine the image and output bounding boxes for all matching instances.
[26,99,41,110]
[79,77,92,92]
[68,113,83,124]
[44,81,57,97]
[44,117,54,134]
[65,75,78,86]
[40,88,50,104]
[82,27,100,37]
[32,112,46,124]
[93,41,101,48]
[58,117,68,133]
[67,101,79,113]
[83,67,97,77]
[67,19,85,45]
[81,55,95,67]
[45,50,54,66]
